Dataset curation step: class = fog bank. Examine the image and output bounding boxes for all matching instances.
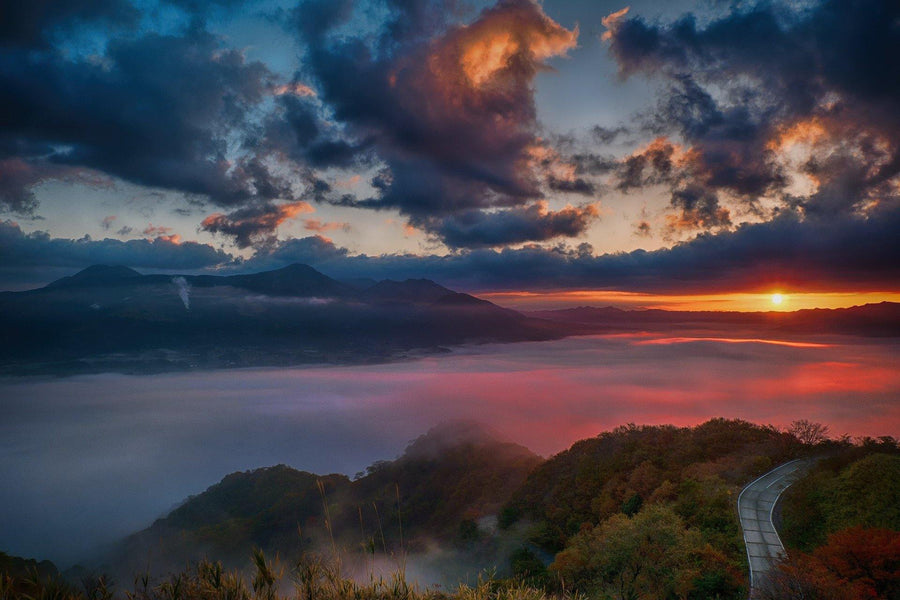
[1,333,897,566]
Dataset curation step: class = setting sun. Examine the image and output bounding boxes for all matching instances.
[772,293,784,305]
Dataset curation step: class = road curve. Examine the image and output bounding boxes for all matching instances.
[737,458,817,597]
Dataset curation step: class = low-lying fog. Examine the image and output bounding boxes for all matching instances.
[1,333,897,566]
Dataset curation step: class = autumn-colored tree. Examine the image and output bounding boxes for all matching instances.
[761,527,900,600]
[550,505,739,600]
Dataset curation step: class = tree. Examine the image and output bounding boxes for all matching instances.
[761,527,900,600]
[550,505,737,600]
[788,420,830,445]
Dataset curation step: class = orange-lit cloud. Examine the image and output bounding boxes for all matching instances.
[601,7,630,41]
[157,234,182,245]
[766,116,829,153]
[448,3,578,88]
[201,201,315,248]
[335,175,361,189]
[143,223,172,237]
[272,82,316,97]
[665,202,730,232]
[293,0,583,247]
[303,219,350,233]
[526,142,595,194]
[100,215,116,230]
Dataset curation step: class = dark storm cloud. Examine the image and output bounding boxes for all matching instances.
[0,0,138,49]
[200,201,314,248]
[239,205,900,294]
[253,234,350,267]
[2,204,898,293]
[0,158,43,215]
[260,94,375,170]
[603,0,900,219]
[433,202,599,248]
[591,125,630,145]
[282,0,582,246]
[0,26,287,209]
[0,158,113,215]
[571,153,618,176]
[667,184,730,232]
[0,220,232,270]
[547,176,595,195]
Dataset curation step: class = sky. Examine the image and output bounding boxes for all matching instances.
[1,0,898,308]
[2,333,898,565]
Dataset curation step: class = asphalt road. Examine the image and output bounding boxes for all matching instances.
[738,458,817,597]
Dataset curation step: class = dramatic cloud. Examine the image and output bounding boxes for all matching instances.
[200,201,315,248]
[0,0,138,49]
[303,219,350,233]
[434,201,600,248]
[239,205,900,294]
[0,27,286,209]
[142,224,173,237]
[666,184,731,233]
[0,158,112,215]
[2,203,898,294]
[0,0,896,284]
[0,220,232,271]
[603,0,900,223]
[285,0,582,246]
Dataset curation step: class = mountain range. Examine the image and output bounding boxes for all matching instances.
[0,264,565,375]
[1,264,897,375]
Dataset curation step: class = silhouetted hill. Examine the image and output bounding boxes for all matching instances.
[503,419,797,552]
[0,265,565,375]
[0,551,58,580]
[45,265,142,289]
[218,263,356,298]
[104,419,825,597]
[114,421,542,574]
[363,279,453,304]
[9,419,889,599]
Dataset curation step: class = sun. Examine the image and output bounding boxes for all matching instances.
[771,293,784,306]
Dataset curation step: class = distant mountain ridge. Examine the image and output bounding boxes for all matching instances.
[531,301,900,337]
[1,264,897,375]
[0,263,565,375]
[45,265,143,288]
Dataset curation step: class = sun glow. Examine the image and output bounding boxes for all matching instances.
[479,290,900,312]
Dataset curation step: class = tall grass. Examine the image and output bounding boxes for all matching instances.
[0,552,574,600]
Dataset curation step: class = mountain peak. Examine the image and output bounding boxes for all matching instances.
[46,265,142,288]
[225,263,353,297]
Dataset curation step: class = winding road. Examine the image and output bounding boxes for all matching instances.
[737,458,817,597]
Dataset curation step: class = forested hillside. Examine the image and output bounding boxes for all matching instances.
[3,420,898,600]
[765,439,900,599]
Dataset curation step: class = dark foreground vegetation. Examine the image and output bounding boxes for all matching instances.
[1,420,897,600]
